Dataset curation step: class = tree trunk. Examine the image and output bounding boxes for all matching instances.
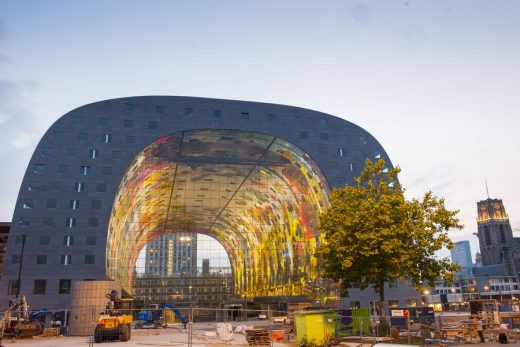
[378,278,386,316]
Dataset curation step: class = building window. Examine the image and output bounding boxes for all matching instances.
[28,181,40,192]
[124,103,134,112]
[18,218,30,227]
[51,182,62,192]
[148,121,157,129]
[78,133,88,141]
[66,218,76,228]
[500,224,506,243]
[66,147,76,157]
[338,148,345,157]
[59,279,71,294]
[294,115,303,123]
[69,200,80,210]
[126,136,135,144]
[11,255,21,264]
[85,255,95,264]
[213,110,221,118]
[185,108,193,116]
[34,164,45,174]
[42,217,54,227]
[96,183,106,192]
[88,218,99,227]
[86,236,97,246]
[36,255,47,265]
[320,133,329,141]
[268,114,276,122]
[22,200,34,209]
[155,105,164,113]
[89,149,99,159]
[300,132,308,139]
[388,280,398,288]
[240,112,250,120]
[320,118,327,128]
[53,131,65,141]
[42,147,53,156]
[97,117,108,126]
[63,236,73,246]
[8,280,20,295]
[72,115,83,124]
[57,165,68,174]
[74,182,85,192]
[124,119,133,128]
[360,136,367,145]
[33,280,46,295]
[80,166,91,175]
[61,255,71,265]
[39,236,50,245]
[91,200,102,209]
[484,226,491,245]
[349,163,355,172]
[15,235,25,246]
[102,167,112,175]
[112,151,122,159]
[103,134,112,143]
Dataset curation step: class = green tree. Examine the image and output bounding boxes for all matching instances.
[316,159,462,313]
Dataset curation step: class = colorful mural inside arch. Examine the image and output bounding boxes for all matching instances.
[106,129,330,298]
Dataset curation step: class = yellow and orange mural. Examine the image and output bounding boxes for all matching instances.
[106,129,330,298]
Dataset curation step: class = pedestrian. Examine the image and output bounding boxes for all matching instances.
[477,317,485,343]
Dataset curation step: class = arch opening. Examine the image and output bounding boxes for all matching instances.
[107,129,330,300]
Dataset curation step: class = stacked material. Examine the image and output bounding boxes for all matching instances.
[41,327,61,337]
[245,328,270,345]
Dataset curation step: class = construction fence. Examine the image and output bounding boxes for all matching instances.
[3,306,516,346]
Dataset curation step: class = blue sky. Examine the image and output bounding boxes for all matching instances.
[1,1,519,260]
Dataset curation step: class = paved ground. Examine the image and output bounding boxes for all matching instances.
[0,323,292,346]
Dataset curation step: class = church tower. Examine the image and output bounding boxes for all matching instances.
[476,198,515,275]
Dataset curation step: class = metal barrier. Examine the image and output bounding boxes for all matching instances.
[1,307,482,346]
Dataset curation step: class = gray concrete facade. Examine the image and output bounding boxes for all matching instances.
[0,96,392,309]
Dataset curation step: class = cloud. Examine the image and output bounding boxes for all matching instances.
[0,79,40,151]
[350,3,372,25]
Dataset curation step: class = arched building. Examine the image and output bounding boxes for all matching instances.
[0,96,392,309]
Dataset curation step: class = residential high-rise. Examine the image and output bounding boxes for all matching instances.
[144,233,197,277]
[450,240,472,278]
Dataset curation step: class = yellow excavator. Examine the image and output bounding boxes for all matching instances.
[94,290,133,343]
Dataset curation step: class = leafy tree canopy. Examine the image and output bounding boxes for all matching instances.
[316,159,462,304]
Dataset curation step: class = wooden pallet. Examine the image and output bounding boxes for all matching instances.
[245,328,270,346]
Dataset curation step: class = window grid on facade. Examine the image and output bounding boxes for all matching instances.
[69,200,80,210]
[89,149,99,159]
[33,280,46,295]
[74,182,85,192]
[66,218,76,228]
[61,255,71,265]
[36,255,47,265]
[63,236,73,246]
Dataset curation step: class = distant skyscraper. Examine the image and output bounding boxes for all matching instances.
[145,232,197,277]
[451,241,473,278]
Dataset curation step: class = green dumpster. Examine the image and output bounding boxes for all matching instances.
[295,310,337,346]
